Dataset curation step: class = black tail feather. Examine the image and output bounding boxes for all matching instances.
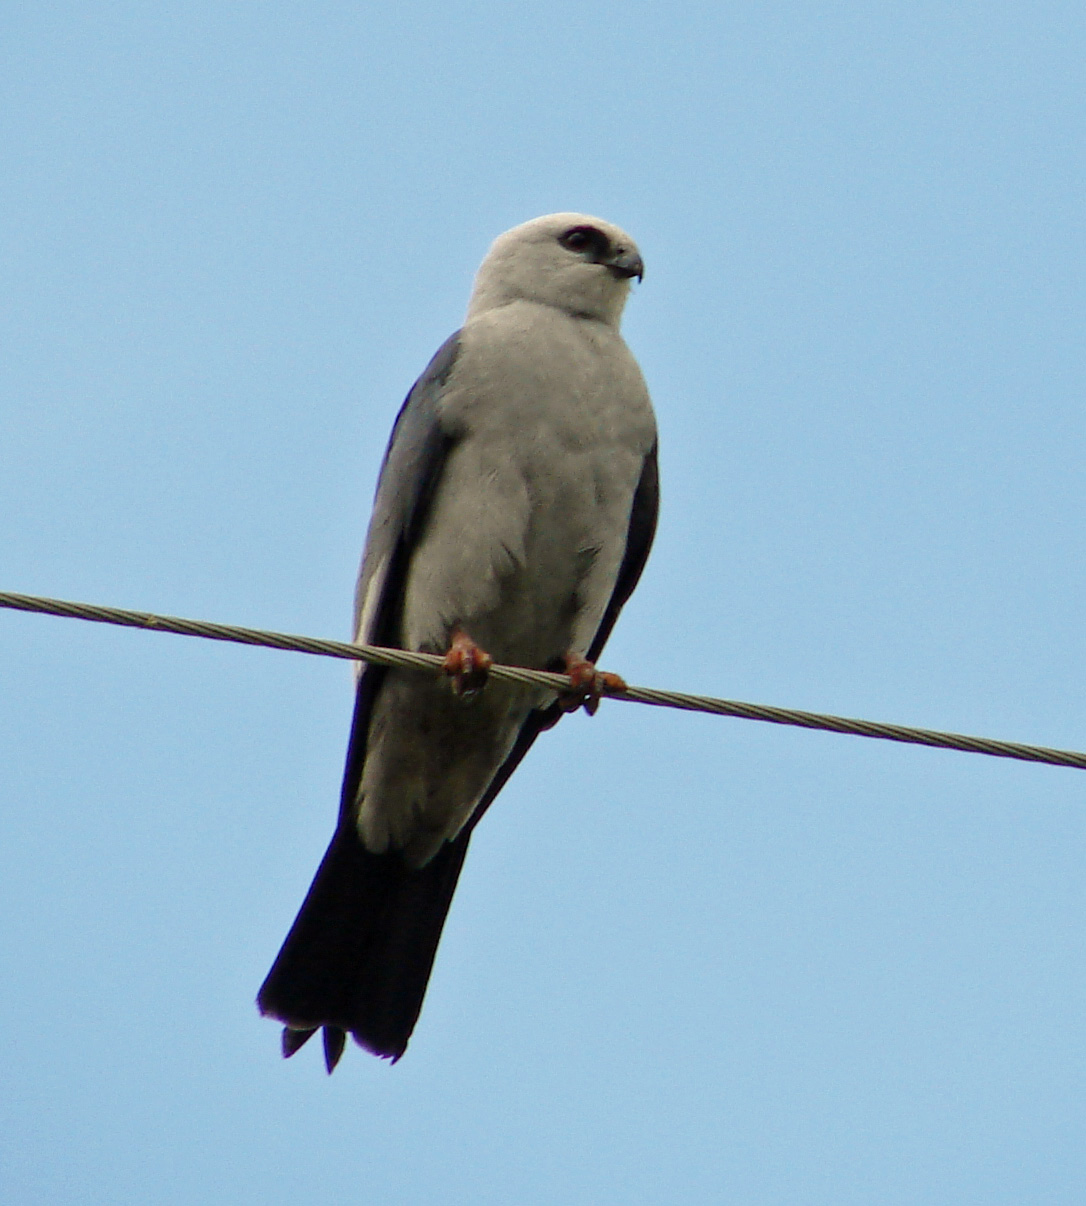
[322,1026,346,1073]
[282,1026,317,1058]
[257,820,471,1062]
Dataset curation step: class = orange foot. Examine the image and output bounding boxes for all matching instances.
[442,628,493,696]
[560,653,628,716]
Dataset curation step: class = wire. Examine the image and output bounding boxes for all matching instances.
[3,588,1085,772]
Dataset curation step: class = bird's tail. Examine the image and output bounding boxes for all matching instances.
[256,821,471,1070]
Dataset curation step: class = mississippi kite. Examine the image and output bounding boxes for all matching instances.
[257,213,658,1070]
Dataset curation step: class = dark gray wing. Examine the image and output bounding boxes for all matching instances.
[338,331,462,821]
[258,331,466,1063]
[587,440,659,663]
[352,332,462,653]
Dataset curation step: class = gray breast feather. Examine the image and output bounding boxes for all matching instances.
[399,303,655,663]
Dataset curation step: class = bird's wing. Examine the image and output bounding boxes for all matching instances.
[257,332,466,1061]
[339,331,462,822]
[587,440,659,663]
[352,331,462,651]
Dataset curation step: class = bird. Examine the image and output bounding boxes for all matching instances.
[257,212,658,1071]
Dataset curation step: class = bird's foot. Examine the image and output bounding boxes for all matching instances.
[560,653,627,716]
[442,628,493,697]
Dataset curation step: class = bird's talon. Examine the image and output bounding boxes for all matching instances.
[560,655,624,715]
[442,629,493,696]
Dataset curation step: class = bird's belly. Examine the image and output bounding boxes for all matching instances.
[356,664,535,866]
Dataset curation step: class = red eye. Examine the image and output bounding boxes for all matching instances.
[559,226,609,258]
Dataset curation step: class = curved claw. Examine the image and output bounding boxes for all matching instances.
[560,654,627,716]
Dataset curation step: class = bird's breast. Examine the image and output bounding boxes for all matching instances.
[399,310,654,668]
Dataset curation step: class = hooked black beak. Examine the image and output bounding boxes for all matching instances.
[607,248,644,282]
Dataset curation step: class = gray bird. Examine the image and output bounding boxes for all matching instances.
[257,213,658,1070]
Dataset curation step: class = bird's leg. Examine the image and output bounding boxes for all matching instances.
[559,652,628,716]
[442,626,493,697]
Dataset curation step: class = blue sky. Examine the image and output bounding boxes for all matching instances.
[2,3,1085,1202]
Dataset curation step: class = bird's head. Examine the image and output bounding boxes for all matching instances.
[467,213,644,327]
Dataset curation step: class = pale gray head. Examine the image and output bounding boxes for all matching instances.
[466,213,644,328]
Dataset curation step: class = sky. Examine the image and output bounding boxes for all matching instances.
[2,3,1085,1202]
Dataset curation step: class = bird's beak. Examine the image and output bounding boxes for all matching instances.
[607,249,644,282]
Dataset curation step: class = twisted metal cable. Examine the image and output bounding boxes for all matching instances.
[2,588,1085,772]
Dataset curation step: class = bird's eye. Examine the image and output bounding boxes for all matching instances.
[558,226,609,258]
